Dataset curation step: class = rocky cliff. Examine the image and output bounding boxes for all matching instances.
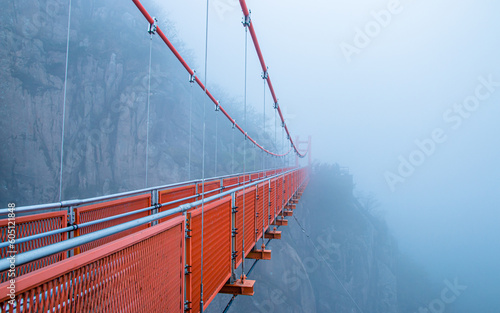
[206,164,401,313]
[0,0,275,206]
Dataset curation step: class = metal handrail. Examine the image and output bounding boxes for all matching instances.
[0,167,288,216]
[0,167,307,272]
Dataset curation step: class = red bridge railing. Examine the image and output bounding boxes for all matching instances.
[0,167,309,312]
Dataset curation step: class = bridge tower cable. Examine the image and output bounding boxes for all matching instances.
[58,0,72,202]
[231,122,235,173]
[215,104,218,176]
[145,17,156,188]
[188,71,196,180]
[261,69,267,248]
[132,0,302,159]
[200,0,211,310]
[238,0,306,159]
[241,10,251,282]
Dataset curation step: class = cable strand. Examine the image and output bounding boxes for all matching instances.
[292,215,365,313]
[58,0,72,202]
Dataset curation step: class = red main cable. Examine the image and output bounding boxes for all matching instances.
[238,0,306,158]
[132,0,305,158]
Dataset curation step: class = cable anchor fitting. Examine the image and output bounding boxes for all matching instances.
[148,17,158,35]
[262,67,269,80]
[242,11,251,27]
[189,70,196,84]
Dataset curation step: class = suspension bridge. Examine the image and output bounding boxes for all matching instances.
[0,0,311,312]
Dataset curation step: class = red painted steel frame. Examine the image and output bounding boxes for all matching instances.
[0,211,67,283]
[0,168,308,313]
[198,180,221,198]
[187,197,232,313]
[0,216,186,312]
[158,184,197,223]
[74,194,151,253]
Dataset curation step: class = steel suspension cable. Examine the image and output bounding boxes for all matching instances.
[200,0,210,310]
[237,0,306,158]
[274,107,277,218]
[145,30,153,188]
[58,0,72,202]
[261,74,266,245]
[292,215,365,313]
[131,0,294,158]
[215,108,218,176]
[222,236,276,313]
[231,125,235,173]
[241,17,249,280]
[282,120,285,205]
[188,73,194,180]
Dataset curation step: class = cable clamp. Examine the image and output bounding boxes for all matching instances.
[261,68,269,80]
[273,101,279,109]
[242,11,251,27]
[189,70,196,83]
[232,120,236,129]
[184,301,192,312]
[148,17,158,35]
[68,211,75,225]
[215,101,220,111]
[282,121,285,128]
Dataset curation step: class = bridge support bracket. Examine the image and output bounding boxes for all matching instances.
[220,279,255,296]
[246,248,271,260]
[265,229,281,240]
[283,210,293,217]
[286,204,296,210]
[272,218,288,226]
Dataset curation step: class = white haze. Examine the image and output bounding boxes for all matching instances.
[154,0,500,311]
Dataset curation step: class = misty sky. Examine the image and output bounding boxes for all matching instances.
[151,0,500,311]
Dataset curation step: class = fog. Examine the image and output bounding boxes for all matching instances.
[1,0,498,311]
[157,0,500,311]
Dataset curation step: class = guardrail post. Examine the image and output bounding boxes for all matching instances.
[67,205,75,257]
[184,211,192,312]
[268,179,272,226]
[151,189,158,226]
[254,186,258,243]
[230,191,238,283]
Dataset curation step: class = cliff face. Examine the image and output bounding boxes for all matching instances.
[1,0,274,206]
[1,0,159,205]
[206,165,400,313]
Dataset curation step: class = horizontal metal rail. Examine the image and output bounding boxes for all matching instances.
[0,171,288,249]
[0,167,285,216]
[0,194,198,250]
[0,168,306,272]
